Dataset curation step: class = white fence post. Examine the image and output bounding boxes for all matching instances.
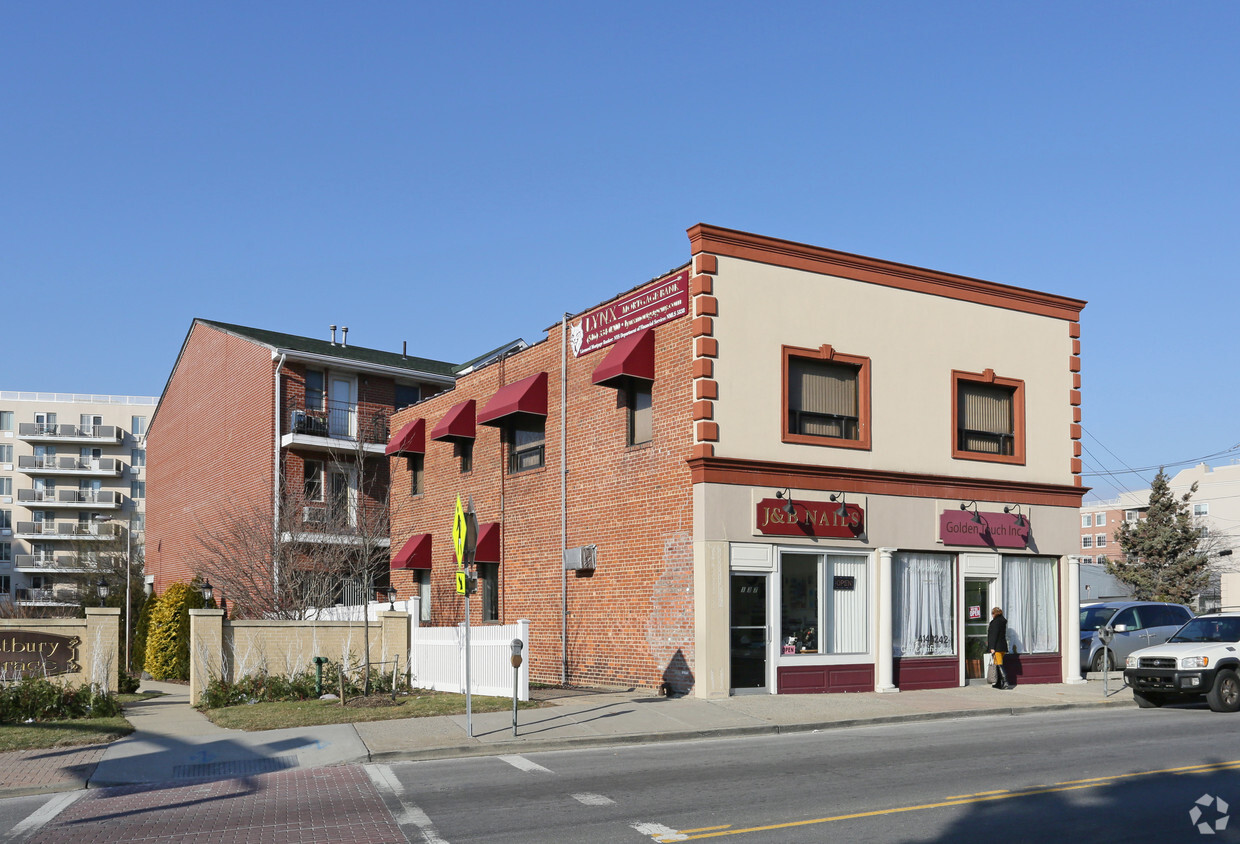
[407,619,530,700]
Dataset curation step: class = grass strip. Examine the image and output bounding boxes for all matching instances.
[203,690,543,731]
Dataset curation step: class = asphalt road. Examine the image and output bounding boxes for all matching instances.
[369,704,1240,843]
[7,703,1240,842]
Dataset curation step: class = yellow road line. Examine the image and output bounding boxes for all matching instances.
[677,826,733,833]
[663,759,1240,841]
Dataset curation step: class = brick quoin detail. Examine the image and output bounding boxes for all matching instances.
[1069,390,1081,406]
[695,338,719,358]
[696,421,719,442]
[1071,457,1082,474]
[691,444,715,459]
[691,316,713,337]
[692,358,713,379]
[1074,442,1082,457]
[692,400,713,420]
[1073,407,1081,423]
[695,296,718,317]
[695,380,718,400]
[694,254,718,275]
[1069,322,1080,339]
[1070,424,1081,440]
[1072,339,1081,355]
[690,275,713,296]
[1072,373,1081,389]
[1069,356,1080,373]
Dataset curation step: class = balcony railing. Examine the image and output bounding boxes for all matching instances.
[286,400,390,445]
[16,456,123,476]
[15,587,83,604]
[14,522,124,540]
[17,489,122,507]
[17,423,122,442]
[15,554,110,571]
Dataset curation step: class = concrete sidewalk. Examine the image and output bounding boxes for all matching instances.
[0,676,1136,798]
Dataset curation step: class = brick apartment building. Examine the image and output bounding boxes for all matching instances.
[144,320,461,611]
[388,224,1089,698]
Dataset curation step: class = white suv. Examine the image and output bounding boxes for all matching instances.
[1124,612,1240,711]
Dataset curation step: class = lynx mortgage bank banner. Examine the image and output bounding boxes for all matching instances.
[570,271,689,357]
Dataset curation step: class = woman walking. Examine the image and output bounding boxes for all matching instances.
[988,607,1012,690]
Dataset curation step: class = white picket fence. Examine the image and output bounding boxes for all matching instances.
[412,618,530,700]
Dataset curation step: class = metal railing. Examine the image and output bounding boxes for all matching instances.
[15,588,83,604]
[287,400,390,444]
[17,423,121,440]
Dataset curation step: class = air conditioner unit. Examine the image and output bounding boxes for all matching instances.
[131,466,140,474]
[563,544,597,571]
[303,506,325,523]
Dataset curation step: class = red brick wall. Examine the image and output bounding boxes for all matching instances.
[390,275,696,692]
[146,324,276,593]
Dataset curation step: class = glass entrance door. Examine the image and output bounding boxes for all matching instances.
[964,579,992,680]
[730,573,768,692]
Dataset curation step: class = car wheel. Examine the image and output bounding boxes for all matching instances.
[1133,690,1166,708]
[1091,649,1116,672]
[1207,669,1240,712]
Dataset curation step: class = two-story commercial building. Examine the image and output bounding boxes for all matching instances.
[388,225,1088,698]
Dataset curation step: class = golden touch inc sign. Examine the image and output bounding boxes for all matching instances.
[0,631,81,678]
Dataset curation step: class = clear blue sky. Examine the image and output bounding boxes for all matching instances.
[3,3,1237,500]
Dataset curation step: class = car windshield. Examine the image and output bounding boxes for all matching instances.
[1167,617,1240,643]
[1080,606,1119,632]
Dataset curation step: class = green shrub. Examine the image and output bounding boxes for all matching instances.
[197,659,409,709]
[0,677,122,722]
[144,581,208,680]
[117,672,141,694]
[131,590,154,674]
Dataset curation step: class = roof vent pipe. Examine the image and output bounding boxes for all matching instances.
[402,340,407,359]
[341,326,348,347]
[330,325,337,345]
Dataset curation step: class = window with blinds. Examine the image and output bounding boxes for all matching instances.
[957,381,1014,455]
[951,370,1025,464]
[789,358,860,440]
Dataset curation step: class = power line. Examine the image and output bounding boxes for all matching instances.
[1079,434,1240,477]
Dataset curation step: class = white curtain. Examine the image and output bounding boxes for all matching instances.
[893,552,954,656]
[827,555,868,654]
[1002,556,1058,653]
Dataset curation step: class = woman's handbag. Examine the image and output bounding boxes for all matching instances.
[986,662,997,684]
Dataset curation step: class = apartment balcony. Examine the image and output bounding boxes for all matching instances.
[13,522,126,541]
[279,501,390,548]
[17,423,123,444]
[281,401,390,455]
[16,456,124,477]
[15,554,108,573]
[15,587,85,606]
[16,489,123,508]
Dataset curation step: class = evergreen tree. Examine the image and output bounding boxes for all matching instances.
[1107,469,1209,604]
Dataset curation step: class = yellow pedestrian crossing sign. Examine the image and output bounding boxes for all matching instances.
[452,495,467,565]
[455,571,467,594]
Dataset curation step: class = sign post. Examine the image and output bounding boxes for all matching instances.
[452,495,478,736]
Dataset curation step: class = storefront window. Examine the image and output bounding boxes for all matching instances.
[893,552,955,656]
[780,552,868,655]
[1002,556,1058,653]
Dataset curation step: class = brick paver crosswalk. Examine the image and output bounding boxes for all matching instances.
[28,765,406,843]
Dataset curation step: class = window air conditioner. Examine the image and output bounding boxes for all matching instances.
[562,544,598,571]
[303,506,325,523]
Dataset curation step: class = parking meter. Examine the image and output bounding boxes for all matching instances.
[510,639,524,736]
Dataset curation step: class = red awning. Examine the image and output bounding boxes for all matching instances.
[476,522,500,563]
[592,328,656,388]
[385,418,425,456]
[478,372,548,426]
[391,533,432,570]
[430,399,476,442]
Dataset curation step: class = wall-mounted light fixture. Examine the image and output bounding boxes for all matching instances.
[829,492,848,519]
[775,489,796,516]
[1003,504,1027,526]
[960,501,982,524]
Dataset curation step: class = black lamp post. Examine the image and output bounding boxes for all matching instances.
[200,579,214,603]
[96,577,109,607]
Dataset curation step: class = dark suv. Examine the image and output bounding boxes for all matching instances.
[1080,601,1194,674]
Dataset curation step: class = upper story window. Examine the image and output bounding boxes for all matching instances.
[1095,534,1107,547]
[131,449,145,467]
[1095,512,1106,526]
[952,369,1025,464]
[627,382,653,446]
[408,454,425,496]
[131,416,147,438]
[1194,503,1210,517]
[1081,513,1092,528]
[454,440,473,474]
[782,345,871,450]
[395,384,420,411]
[1125,510,1140,523]
[508,419,545,473]
[0,411,11,431]
[0,444,12,463]
[131,480,146,500]
[305,370,325,410]
[1082,534,1093,549]
[303,460,324,501]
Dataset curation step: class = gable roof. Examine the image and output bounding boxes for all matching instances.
[197,319,459,377]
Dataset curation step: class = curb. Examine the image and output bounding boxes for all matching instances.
[365,698,1133,763]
